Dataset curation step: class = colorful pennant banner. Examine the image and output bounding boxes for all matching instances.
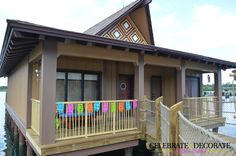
[119,102,124,112]
[102,102,109,113]
[67,104,74,114]
[87,103,93,113]
[125,101,131,110]
[94,101,100,112]
[111,102,116,112]
[133,100,138,109]
[57,103,64,115]
[77,103,84,113]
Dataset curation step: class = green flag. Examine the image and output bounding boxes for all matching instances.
[111,102,116,113]
[55,117,59,129]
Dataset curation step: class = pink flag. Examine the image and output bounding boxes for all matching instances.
[133,100,137,109]
[102,102,109,113]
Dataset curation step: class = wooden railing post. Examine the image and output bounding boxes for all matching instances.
[140,96,147,140]
[170,101,183,156]
[155,96,163,141]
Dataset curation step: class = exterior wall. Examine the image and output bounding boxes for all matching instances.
[186,69,203,97]
[144,65,176,107]
[31,43,42,100]
[130,6,152,44]
[32,64,40,100]
[57,56,134,100]
[185,60,217,72]
[57,56,103,71]
[7,56,29,124]
[57,43,138,64]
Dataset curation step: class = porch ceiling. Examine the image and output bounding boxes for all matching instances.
[1,20,236,77]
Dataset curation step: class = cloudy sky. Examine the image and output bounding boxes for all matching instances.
[0,0,236,85]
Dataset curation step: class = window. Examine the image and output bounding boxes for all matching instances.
[56,71,100,101]
[56,72,65,101]
[68,73,82,101]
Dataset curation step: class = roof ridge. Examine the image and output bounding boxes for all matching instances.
[84,0,144,35]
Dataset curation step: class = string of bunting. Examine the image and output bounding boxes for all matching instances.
[56,100,138,114]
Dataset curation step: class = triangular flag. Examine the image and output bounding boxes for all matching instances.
[55,117,59,129]
[133,100,138,109]
[126,101,131,111]
[94,101,100,112]
[119,102,124,112]
[111,102,116,113]
[102,102,109,113]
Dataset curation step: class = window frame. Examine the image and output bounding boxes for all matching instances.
[57,69,102,101]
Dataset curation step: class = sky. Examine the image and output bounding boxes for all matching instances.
[0,0,236,85]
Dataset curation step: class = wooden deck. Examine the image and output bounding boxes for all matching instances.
[26,128,141,155]
[214,133,236,144]
[191,116,225,129]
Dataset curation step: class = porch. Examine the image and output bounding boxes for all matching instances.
[29,99,140,155]
[182,96,225,129]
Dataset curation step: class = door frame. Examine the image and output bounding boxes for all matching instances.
[150,75,162,100]
[117,74,134,99]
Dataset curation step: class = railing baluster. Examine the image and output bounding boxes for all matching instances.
[54,99,138,140]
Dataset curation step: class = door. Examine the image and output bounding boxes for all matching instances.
[151,76,162,100]
[118,75,134,100]
[185,76,200,97]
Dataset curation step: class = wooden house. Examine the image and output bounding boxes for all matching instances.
[1,0,236,155]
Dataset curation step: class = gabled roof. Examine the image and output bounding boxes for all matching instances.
[84,0,154,45]
[1,20,236,77]
[84,0,143,35]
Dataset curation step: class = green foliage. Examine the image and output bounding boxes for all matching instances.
[0,86,7,92]
[203,83,236,92]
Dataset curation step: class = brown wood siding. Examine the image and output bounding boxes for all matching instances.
[31,64,40,100]
[144,65,176,107]
[57,56,135,100]
[130,6,151,44]
[57,56,103,71]
[118,62,134,75]
[7,56,29,124]
[57,43,138,64]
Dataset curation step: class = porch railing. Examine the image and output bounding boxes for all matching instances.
[183,96,218,120]
[31,99,40,135]
[55,99,138,140]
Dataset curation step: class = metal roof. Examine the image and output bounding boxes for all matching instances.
[84,0,142,35]
[0,20,236,77]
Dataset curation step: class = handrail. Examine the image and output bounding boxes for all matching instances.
[178,111,236,155]
[56,99,137,104]
[55,99,138,140]
[183,96,217,100]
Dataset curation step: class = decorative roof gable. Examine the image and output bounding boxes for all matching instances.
[102,16,147,44]
[84,0,154,45]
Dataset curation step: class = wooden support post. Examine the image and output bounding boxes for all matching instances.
[19,131,25,146]
[26,62,33,129]
[155,96,163,141]
[40,39,57,144]
[19,131,25,156]
[176,61,186,102]
[212,128,218,133]
[136,53,145,129]
[140,96,147,140]
[214,68,222,117]
[11,119,14,131]
[26,142,33,156]
[170,101,183,156]
[124,147,133,156]
[14,123,18,136]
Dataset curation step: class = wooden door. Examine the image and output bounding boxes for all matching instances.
[118,75,133,100]
[186,76,200,97]
[151,76,162,100]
